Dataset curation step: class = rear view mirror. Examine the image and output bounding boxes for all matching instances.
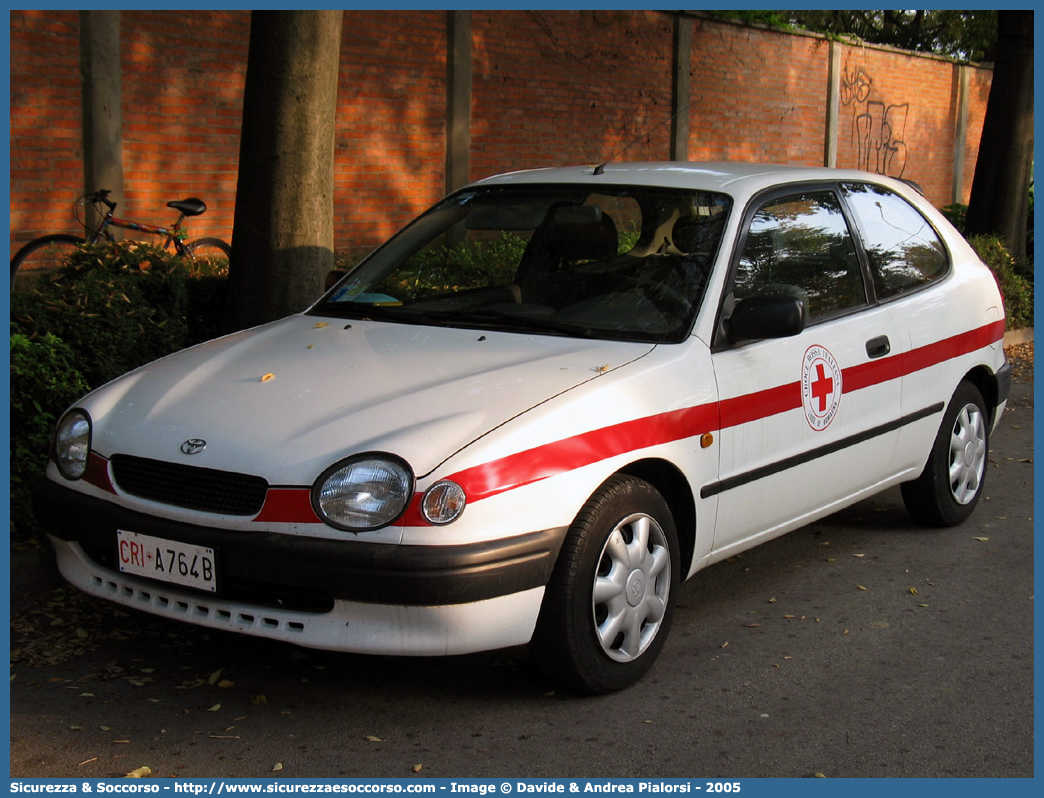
[325,269,349,291]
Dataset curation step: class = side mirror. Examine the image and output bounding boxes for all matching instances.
[727,294,806,343]
[325,269,349,291]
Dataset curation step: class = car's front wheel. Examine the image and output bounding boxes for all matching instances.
[901,381,989,527]
[529,475,680,694]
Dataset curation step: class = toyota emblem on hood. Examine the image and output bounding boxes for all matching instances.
[181,439,207,455]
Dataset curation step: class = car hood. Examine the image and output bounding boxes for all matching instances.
[82,315,654,484]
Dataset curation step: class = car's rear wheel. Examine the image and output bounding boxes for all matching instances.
[901,381,989,527]
[529,475,679,694]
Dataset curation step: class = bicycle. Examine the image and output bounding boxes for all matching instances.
[10,189,232,289]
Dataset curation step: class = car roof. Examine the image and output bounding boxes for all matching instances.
[472,161,909,200]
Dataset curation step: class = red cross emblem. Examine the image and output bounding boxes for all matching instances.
[811,363,834,412]
[802,346,842,431]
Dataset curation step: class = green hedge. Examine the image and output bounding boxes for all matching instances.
[9,242,229,541]
[967,235,1034,331]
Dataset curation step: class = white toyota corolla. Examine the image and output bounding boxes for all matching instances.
[35,163,1011,693]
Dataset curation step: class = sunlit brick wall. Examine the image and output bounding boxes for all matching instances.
[9,10,992,258]
[834,43,965,206]
[470,10,674,179]
[333,10,446,254]
[9,11,84,247]
[121,11,249,243]
[688,19,830,167]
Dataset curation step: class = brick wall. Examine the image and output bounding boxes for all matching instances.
[471,10,674,176]
[10,11,83,241]
[9,10,992,259]
[689,20,830,165]
[335,11,446,246]
[834,44,960,204]
[960,67,993,203]
[121,11,249,240]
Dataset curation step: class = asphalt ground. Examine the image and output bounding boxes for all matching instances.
[8,347,1034,779]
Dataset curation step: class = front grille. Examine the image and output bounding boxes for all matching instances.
[110,454,269,516]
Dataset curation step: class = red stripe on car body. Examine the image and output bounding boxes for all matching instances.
[253,487,323,524]
[257,320,1005,524]
[448,402,720,503]
[83,452,117,494]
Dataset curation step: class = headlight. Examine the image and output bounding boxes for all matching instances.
[421,480,466,525]
[53,409,92,480]
[312,454,413,531]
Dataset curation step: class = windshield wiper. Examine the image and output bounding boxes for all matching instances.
[313,303,596,338]
[417,308,593,337]
[311,303,425,323]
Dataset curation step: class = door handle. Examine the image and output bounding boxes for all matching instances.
[866,335,891,359]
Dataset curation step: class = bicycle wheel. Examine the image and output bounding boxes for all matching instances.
[184,237,232,275]
[11,233,83,290]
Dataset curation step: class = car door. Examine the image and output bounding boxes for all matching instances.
[706,186,905,557]
[839,181,995,472]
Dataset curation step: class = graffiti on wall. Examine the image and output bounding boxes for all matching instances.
[841,65,910,178]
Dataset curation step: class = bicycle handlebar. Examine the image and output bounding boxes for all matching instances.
[88,189,117,211]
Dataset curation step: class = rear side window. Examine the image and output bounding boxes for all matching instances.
[842,183,948,299]
[734,191,865,321]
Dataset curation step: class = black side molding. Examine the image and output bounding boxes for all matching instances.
[701,403,944,499]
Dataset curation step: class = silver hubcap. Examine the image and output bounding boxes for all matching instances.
[591,513,671,663]
[949,402,986,505]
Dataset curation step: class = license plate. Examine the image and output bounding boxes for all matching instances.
[116,530,217,592]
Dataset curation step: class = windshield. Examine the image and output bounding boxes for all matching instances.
[313,184,732,343]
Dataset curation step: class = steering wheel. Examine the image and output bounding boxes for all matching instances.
[617,257,699,318]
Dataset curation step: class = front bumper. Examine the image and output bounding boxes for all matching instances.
[33,477,567,608]
[50,537,547,655]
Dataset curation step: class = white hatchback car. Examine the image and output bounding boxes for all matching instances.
[36,163,1011,693]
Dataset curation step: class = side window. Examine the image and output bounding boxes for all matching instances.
[842,183,948,298]
[735,191,865,321]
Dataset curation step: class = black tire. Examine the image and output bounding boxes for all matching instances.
[10,233,83,289]
[901,381,989,527]
[184,237,231,272]
[529,475,680,694]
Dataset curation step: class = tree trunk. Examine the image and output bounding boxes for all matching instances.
[229,11,343,330]
[965,10,1033,262]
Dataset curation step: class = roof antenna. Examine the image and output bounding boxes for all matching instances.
[590,90,699,176]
